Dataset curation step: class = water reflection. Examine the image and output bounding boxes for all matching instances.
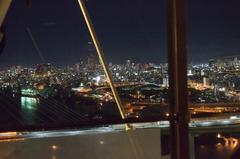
[20,97,39,124]
[195,134,240,159]
[21,97,39,110]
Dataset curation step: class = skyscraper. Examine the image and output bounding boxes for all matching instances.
[87,54,96,71]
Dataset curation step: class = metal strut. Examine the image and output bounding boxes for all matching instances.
[77,0,128,121]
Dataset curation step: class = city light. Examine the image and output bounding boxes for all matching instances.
[51,145,58,151]
[165,113,170,117]
[21,97,38,110]
[21,88,38,96]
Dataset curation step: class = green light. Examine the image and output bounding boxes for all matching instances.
[21,88,38,96]
[21,97,38,110]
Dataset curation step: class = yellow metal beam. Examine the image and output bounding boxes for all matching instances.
[0,0,12,28]
[77,0,127,120]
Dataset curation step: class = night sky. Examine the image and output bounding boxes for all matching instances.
[0,0,240,67]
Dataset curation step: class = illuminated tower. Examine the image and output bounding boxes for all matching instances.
[87,54,96,70]
[86,40,97,71]
[126,60,131,67]
[75,63,80,73]
[203,76,209,87]
[35,64,48,76]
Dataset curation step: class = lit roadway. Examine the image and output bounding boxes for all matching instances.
[1,115,240,140]
[0,115,239,159]
[0,116,239,159]
[96,81,145,90]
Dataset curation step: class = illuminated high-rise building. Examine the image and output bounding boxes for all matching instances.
[75,63,80,73]
[126,60,131,67]
[87,54,96,70]
[203,76,209,87]
[35,64,49,76]
[75,60,84,73]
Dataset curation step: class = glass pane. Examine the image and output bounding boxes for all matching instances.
[0,1,173,159]
[188,0,240,158]
[86,0,168,120]
[0,0,168,131]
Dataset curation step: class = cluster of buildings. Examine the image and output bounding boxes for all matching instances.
[0,55,239,104]
[188,56,240,103]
